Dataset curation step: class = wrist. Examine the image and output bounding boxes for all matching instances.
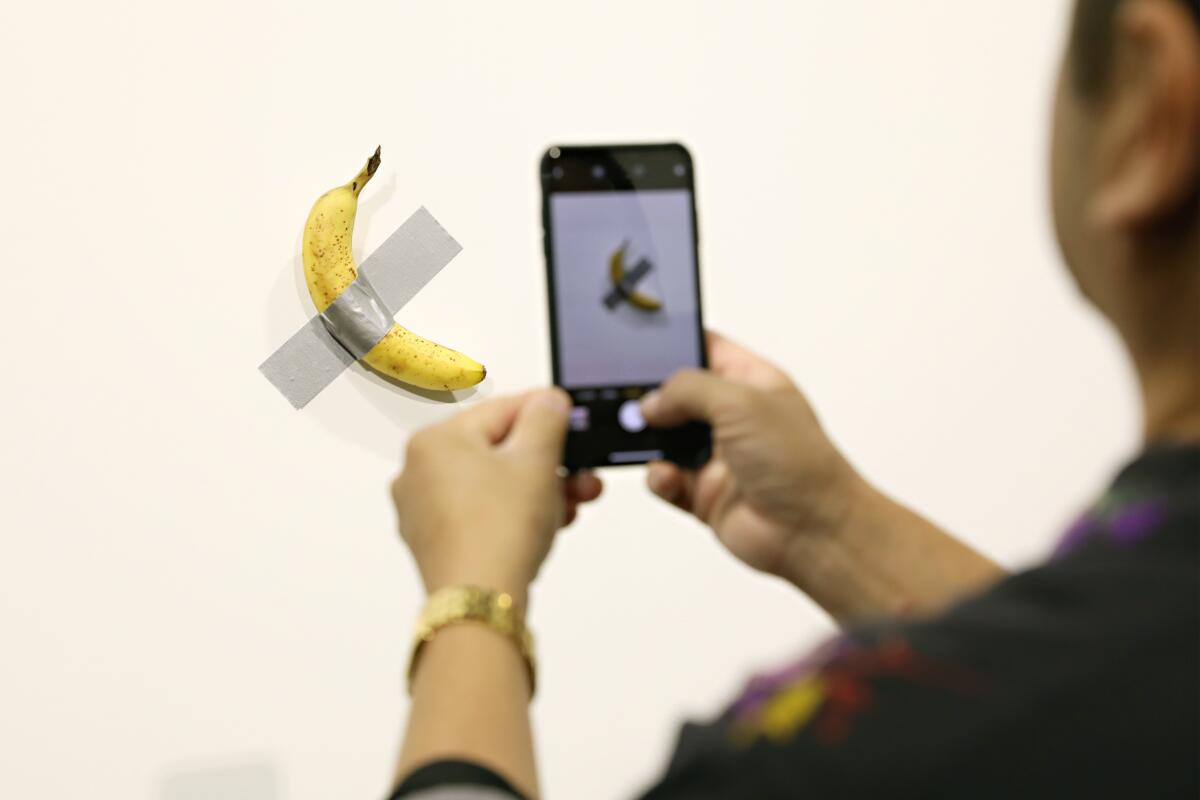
[780,473,877,593]
[421,567,532,608]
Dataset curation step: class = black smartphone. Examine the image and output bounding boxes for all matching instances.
[540,143,712,471]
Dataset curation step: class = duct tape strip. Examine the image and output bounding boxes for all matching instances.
[259,206,463,409]
[319,275,393,360]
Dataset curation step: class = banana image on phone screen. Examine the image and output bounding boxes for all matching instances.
[604,241,664,312]
[550,191,701,388]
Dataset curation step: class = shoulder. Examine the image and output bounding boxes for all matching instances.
[1054,443,1200,561]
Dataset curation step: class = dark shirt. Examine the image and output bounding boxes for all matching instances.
[391,444,1200,799]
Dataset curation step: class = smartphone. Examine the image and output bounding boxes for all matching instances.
[540,143,712,471]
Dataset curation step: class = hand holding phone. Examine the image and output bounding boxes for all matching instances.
[541,143,711,470]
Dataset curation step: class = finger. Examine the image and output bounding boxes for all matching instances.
[503,388,572,460]
[640,369,749,428]
[451,392,534,444]
[565,471,604,503]
[708,329,754,376]
[646,460,682,502]
[646,461,698,512]
[562,473,601,529]
[689,458,731,524]
[705,329,733,361]
[706,329,792,390]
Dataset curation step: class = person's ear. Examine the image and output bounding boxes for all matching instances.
[1091,0,1200,232]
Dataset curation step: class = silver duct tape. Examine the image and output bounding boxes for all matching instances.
[259,206,463,409]
[360,206,463,309]
[319,275,393,360]
[259,317,357,410]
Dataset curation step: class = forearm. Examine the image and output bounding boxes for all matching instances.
[785,479,1006,625]
[395,610,538,798]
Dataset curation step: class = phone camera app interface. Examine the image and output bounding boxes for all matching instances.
[549,189,701,391]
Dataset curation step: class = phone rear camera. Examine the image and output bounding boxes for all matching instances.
[551,165,564,179]
[548,146,561,158]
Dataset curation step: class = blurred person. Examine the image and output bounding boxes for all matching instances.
[385,1,1199,797]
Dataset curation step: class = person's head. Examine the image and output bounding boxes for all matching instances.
[1052,0,1200,435]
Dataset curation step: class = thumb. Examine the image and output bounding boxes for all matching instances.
[641,369,749,428]
[504,388,571,459]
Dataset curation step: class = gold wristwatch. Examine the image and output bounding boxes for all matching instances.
[408,585,537,696]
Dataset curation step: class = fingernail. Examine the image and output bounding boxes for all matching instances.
[537,389,571,415]
[641,391,660,417]
[647,469,665,493]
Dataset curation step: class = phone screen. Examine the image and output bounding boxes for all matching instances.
[541,144,711,470]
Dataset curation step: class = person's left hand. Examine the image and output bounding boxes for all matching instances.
[391,389,603,604]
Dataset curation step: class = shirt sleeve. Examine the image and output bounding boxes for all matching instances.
[388,760,527,800]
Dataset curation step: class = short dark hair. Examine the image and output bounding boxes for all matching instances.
[1072,0,1200,96]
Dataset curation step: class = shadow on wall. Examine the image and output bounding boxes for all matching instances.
[160,759,280,800]
[261,168,491,460]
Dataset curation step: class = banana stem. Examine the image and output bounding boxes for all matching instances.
[351,146,382,195]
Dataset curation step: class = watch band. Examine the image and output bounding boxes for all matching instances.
[408,585,537,697]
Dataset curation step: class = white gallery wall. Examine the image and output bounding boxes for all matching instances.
[1,1,1139,798]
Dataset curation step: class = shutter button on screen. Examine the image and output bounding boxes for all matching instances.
[618,400,647,433]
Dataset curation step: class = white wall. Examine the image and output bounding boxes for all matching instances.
[0,2,1140,798]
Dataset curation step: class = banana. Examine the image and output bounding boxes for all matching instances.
[303,147,486,392]
[609,244,663,312]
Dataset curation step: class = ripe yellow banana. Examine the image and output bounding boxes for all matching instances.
[303,147,486,391]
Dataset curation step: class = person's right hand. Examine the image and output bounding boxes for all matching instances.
[640,331,865,582]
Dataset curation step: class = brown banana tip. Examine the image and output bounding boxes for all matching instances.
[367,145,381,178]
[480,365,487,380]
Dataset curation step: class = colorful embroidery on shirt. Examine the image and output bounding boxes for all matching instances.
[730,636,979,747]
[1053,489,1171,560]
